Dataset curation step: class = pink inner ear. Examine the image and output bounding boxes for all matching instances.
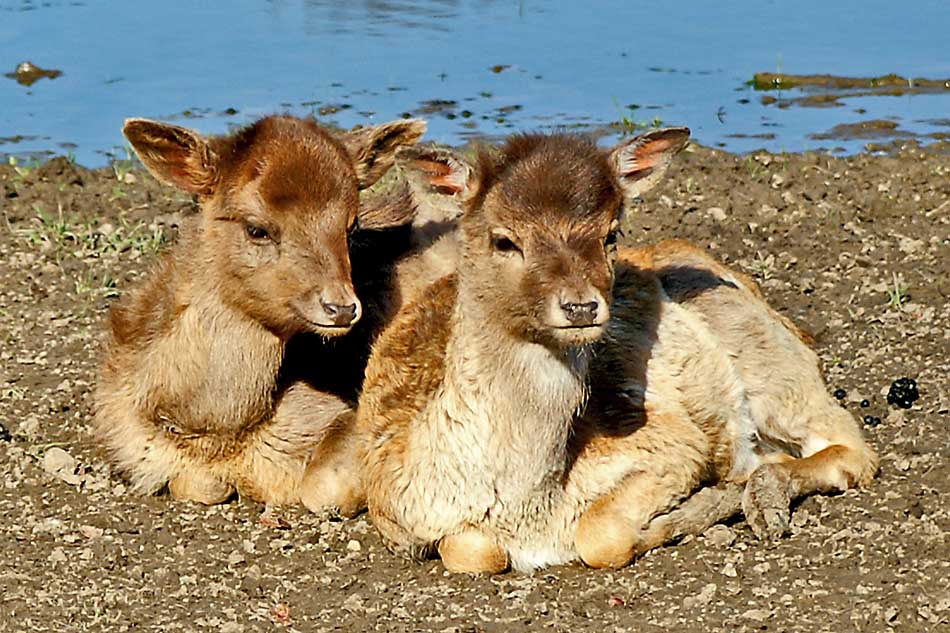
[413,158,464,194]
[622,138,678,177]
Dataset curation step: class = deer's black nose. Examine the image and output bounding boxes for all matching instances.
[560,301,599,326]
[321,301,359,326]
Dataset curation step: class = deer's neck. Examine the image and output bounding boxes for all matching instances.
[437,283,592,492]
[156,251,284,433]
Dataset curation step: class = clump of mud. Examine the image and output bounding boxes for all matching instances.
[750,71,950,110]
[4,61,62,86]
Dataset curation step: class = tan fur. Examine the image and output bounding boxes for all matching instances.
[354,130,877,572]
[93,115,426,506]
[438,528,509,574]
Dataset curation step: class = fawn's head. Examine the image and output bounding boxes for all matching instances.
[124,115,425,338]
[397,128,689,348]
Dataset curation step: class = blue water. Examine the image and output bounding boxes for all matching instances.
[2,0,949,166]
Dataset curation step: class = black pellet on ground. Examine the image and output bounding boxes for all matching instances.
[863,415,882,427]
[887,377,919,409]
[833,388,847,400]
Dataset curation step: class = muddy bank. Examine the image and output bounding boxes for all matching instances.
[0,142,947,632]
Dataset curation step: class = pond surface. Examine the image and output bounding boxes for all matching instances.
[2,0,949,165]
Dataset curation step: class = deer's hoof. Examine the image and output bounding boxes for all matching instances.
[742,465,791,540]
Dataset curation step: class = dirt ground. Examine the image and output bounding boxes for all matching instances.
[0,139,947,633]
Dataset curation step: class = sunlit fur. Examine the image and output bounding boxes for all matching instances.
[94,115,426,506]
[354,130,877,573]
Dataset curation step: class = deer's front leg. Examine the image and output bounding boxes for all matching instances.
[168,470,235,505]
[299,410,366,517]
[438,526,509,574]
[573,407,709,569]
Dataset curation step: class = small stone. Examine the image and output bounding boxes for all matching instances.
[48,547,67,563]
[227,551,245,565]
[43,447,76,476]
[707,207,727,222]
[703,524,736,547]
[683,583,717,609]
[346,539,362,552]
[721,562,738,577]
[19,415,41,439]
[79,525,103,539]
[342,593,365,613]
[742,608,771,621]
[259,507,291,529]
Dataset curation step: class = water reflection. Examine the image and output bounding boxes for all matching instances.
[297,0,463,34]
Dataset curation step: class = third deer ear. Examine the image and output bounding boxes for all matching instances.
[122,118,218,196]
[609,127,691,203]
[395,145,479,227]
[396,145,476,197]
[341,119,428,189]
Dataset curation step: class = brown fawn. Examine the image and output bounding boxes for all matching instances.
[93,115,426,507]
[352,130,878,573]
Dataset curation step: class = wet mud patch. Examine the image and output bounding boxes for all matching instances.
[750,72,950,110]
[0,143,948,631]
[810,119,916,141]
[4,61,62,86]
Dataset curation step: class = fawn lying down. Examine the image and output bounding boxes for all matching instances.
[94,115,425,506]
[354,130,877,572]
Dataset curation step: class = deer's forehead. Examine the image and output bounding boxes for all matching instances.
[486,155,622,228]
[251,146,359,221]
[485,185,622,237]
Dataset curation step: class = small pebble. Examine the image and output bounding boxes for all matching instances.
[42,447,76,476]
[703,524,737,548]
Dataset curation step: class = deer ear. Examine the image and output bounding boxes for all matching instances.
[122,118,217,196]
[395,145,477,225]
[396,145,476,196]
[609,127,690,202]
[341,119,427,190]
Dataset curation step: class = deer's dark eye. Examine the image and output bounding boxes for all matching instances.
[491,232,522,255]
[245,223,270,241]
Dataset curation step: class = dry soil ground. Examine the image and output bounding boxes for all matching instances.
[0,141,947,632]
